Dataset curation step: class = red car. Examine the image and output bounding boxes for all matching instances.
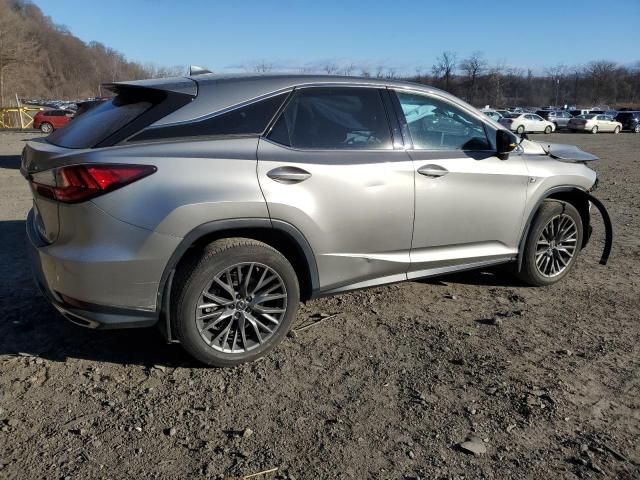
[33,109,74,133]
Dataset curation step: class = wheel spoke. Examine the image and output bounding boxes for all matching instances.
[213,273,235,298]
[253,293,286,304]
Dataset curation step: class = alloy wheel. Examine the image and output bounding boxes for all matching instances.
[535,214,578,278]
[195,262,287,353]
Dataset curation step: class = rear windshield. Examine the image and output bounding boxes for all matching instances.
[47,95,153,149]
[576,114,595,119]
[503,113,520,118]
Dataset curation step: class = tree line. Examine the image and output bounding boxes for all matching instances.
[0,0,182,106]
[1,0,638,109]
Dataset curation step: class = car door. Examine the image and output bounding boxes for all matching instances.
[600,115,615,131]
[528,114,544,132]
[391,89,529,278]
[257,86,415,293]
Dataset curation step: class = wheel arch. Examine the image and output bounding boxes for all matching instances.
[517,186,592,272]
[156,218,319,342]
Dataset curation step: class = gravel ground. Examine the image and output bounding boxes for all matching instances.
[0,131,638,480]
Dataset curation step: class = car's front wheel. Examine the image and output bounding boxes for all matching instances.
[516,125,525,134]
[40,122,53,134]
[173,238,299,367]
[613,126,621,134]
[544,125,552,134]
[634,124,640,133]
[591,126,599,134]
[517,200,583,287]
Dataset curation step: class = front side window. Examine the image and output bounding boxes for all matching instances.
[396,92,490,151]
[268,87,392,150]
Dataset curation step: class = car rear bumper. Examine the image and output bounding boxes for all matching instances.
[26,206,179,329]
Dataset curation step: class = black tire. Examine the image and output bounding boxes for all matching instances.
[591,125,598,134]
[40,122,53,133]
[517,200,583,287]
[173,238,300,367]
[544,125,552,134]
[516,125,525,134]
[613,126,620,134]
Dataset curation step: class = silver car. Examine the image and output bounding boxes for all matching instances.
[22,74,612,366]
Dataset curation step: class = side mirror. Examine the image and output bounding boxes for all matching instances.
[496,129,519,158]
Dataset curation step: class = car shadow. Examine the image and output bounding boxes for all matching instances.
[0,155,21,170]
[417,266,527,288]
[0,219,193,367]
[1,215,526,366]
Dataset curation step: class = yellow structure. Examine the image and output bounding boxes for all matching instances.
[0,105,43,129]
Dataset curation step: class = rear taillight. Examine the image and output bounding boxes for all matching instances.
[34,164,156,203]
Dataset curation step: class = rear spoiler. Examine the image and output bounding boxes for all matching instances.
[95,77,197,148]
[103,77,198,97]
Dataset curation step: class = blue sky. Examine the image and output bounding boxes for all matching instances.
[34,0,640,74]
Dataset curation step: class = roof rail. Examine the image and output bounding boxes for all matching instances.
[189,65,212,76]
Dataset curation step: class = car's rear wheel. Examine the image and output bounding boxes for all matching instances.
[173,238,299,367]
[591,126,598,134]
[544,125,552,134]
[516,125,525,134]
[40,122,53,134]
[634,124,640,133]
[517,200,583,287]
[614,126,621,134]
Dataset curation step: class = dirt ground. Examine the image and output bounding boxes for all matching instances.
[0,131,638,480]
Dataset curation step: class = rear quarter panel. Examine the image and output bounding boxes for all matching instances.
[88,137,269,237]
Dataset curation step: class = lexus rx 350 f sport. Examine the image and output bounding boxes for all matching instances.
[22,74,612,366]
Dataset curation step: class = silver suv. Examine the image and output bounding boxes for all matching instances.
[22,74,612,366]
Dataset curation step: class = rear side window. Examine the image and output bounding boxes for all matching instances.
[268,87,392,150]
[396,92,490,151]
[130,93,289,142]
[47,96,153,149]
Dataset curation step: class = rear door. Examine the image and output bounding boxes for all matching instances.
[391,89,529,277]
[257,86,414,293]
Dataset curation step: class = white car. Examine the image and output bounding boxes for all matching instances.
[567,114,622,134]
[499,113,556,134]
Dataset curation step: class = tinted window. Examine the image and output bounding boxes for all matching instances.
[48,96,153,149]
[132,93,288,142]
[268,87,392,150]
[396,92,490,151]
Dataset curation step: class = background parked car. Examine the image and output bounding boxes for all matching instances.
[615,111,640,132]
[536,110,573,130]
[33,109,74,133]
[567,114,622,134]
[499,113,555,134]
[569,109,590,117]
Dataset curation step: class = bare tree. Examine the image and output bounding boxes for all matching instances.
[459,51,486,103]
[583,60,617,104]
[544,64,566,106]
[0,3,36,105]
[432,51,457,92]
[253,60,273,73]
[341,62,356,76]
[323,62,338,74]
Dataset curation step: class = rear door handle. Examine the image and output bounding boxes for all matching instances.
[418,164,449,178]
[267,166,312,184]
